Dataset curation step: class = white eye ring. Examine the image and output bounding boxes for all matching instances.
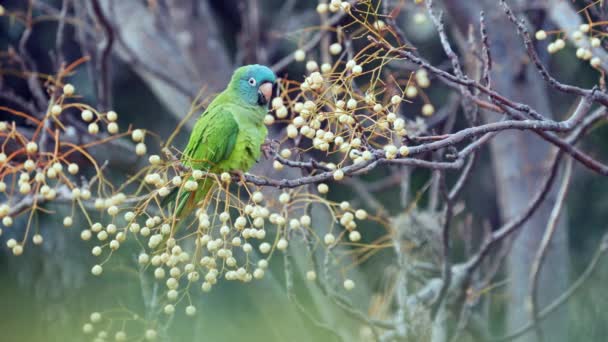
[248,78,256,86]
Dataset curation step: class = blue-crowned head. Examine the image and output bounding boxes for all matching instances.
[229,64,276,107]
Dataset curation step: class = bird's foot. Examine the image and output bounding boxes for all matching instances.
[261,139,280,160]
[230,170,247,185]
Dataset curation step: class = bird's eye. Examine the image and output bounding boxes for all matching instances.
[248,78,257,86]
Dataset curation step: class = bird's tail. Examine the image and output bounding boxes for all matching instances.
[162,178,216,219]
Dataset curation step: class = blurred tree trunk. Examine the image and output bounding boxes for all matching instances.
[100,0,233,119]
[443,1,570,341]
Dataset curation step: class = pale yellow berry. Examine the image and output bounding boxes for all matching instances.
[276,238,288,250]
[115,331,127,341]
[316,3,328,14]
[422,104,435,116]
[399,145,409,157]
[591,57,602,68]
[406,85,418,98]
[89,312,101,323]
[306,60,319,72]
[333,169,344,181]
[135,143,147,156]
[147,155,160,165]
[63,84,75,96]
[185,305,196,316]
[50,104,62,116]
[65,163,79,175]
[252,191,264,203]
[63,216,73,227]
[391,95,402,105]
[535,30,547,40]
[346,98,357,110]
[164,304,175,315]
[124,211,135,222]
[253,268,265,279]
[276,106,288,119]
[91,264,103,276]
[287,124,298,138]
[215,172,229,184]
[24,159,35,172]
[339,202,350,211]
[413,12,427,24]
[82,323,93,334]
[264,114,275,125]
[272,97,284,110]
[184,180,198,191]
[26,141,38,154]
[317,183,329,194]
[343,279,355,290]
[321,63,332,73]
[192,169,204,179]
[106,111,118,121]
[329,43,343,55]
[554,39,565,50]
[294,49,306,62]
[329,0,340,12]
[81,229,92,240]
[279,148,292,159]
[88,122,99,134]
[145,329,157,340]
[349,230,361,242]
[108,205,120,216]
[345,59,356,70]
[81,110,94,122]
[580,23,590,33]
[259,242,271,253]
[32,234,43,245]
[3,216,13,227]
[109,240,120,250]
[355,209,368,220]
[131,129,144,142]
[279,192,290,204]
[591,37,601,48]
[324,233,336,245]
[373,20,386,30]
[107,122,119,134]
[306,270,317,281]
[19,183,31,194]
[300,215,311,226]
[352,64,363,75]
[12,244,23,255]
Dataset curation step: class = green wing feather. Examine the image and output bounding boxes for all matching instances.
[183,106,239,170]
[167,105,240,218]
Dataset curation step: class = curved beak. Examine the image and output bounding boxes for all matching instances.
[257,82,273,106]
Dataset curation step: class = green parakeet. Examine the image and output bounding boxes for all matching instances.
[168,64,276,218]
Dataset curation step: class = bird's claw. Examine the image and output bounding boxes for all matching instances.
[230,170,247,185]
[261,139,280,160]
